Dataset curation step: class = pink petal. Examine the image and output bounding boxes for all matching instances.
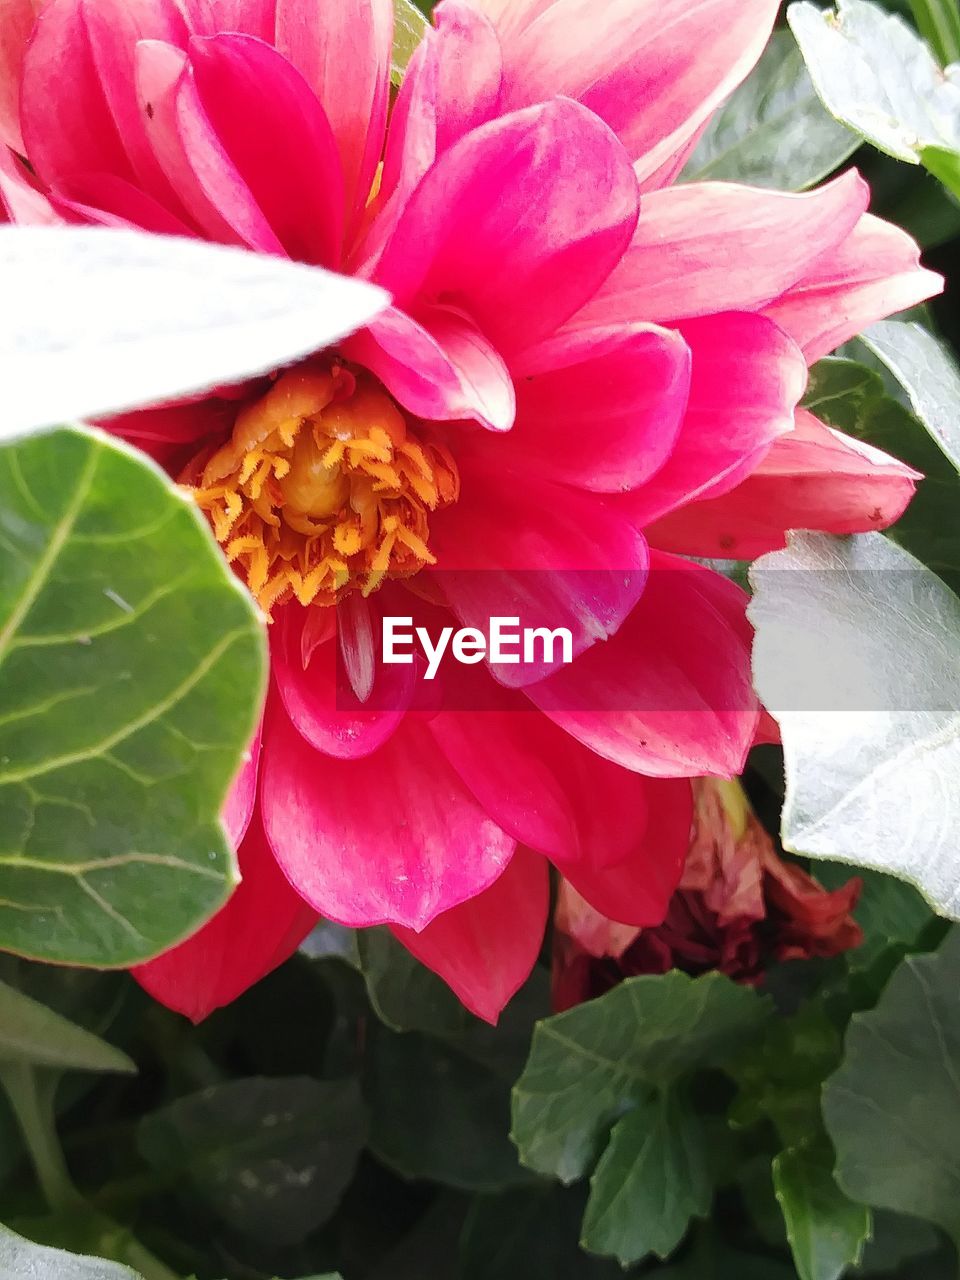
[528,552,759,778]
[359,33,439,268]
[0,143,62,222]
[223,718,262,848]
[262,703,516,930]
[103,397,236,470]
[425,0,504,155]
[21,0,135,189]
[619,312,807,527]
[428,673,655,867]
[428,457,649,684]
[391,846,548,1023]
[341,304,515,431]
[356,1,502,270]
[271,601,413,760]
[187,0,276,40]
[0,0,40,152]
[648,408,921,558]
[372,97,639,355]
[489,0,778,187]
[562,777,693,926]
[575,173,869,327]
[762,212,944,362]
[275,0,391,236]
[186,33,343,264]
[378,0,502,201]
[136,39,250,246]
[75,0,192,208]
[133,809,317,1022]
[500,322,691,491]
[51,171,198,235]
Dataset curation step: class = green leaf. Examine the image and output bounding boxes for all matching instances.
[392,0,428,84]
[730,1001,844,1150]
[803,356,960,591]
[861,321,960,476]
[824,929,960,1247]
[854,1211,941,1275]
[365,1194,465,1280]
[773,1143,872,1280]
[685,31,859,189]
[511,971,770,1183]
[581,1090,711,1265]
[366,1025,529,1191]
[0,979,134,1073]
[749,532,960,918]
[815,863,933,970]
[460,1187,624,1280]
[788,0,960,174]
[908,0,960,67]
[2,227,388,437]
[138,1077,366,1247]
[10,1211,178,1280]
[0,1222,143,1280]
[655,1231,797,1279]
[921,143,960,198]
[358,928,472,1034]
[0,426,266,966]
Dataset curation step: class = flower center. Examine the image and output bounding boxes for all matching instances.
[184,363,459,613]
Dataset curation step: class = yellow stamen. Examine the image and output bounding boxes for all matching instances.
[182,364,459,615]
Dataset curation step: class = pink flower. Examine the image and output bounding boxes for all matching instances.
[0,0,938,1022]
[552,778,864,1010]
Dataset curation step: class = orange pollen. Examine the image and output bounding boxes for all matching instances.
[183,365,459,614]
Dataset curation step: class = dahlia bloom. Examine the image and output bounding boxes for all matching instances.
[0,0,939,1022]
[552,778,864,1010]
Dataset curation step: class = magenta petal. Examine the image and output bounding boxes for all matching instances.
[342,305,515,430]
[576,173,869,327]
[133,809,317,1022]
[171,49,288,253]
[428,457,649,683]
[502,323,691,491]
[271,603,412,760]
[373,97,639,354]
[418,305,515,430]
[648,408,921,558]
[762,211,944,361]
[390,846,548,1024]
[429,683,655,867]
[619,311,806,528]
[262,705,516,929]
[358,1,501,271]
[562,777,692,926]
[275,0,391,235]
[528,552,759,778]
[186,34,343,265]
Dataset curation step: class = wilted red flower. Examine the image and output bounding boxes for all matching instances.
[552,778,863,1010]
[0,0,926,1024]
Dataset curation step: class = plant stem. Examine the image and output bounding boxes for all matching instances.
[0,1063,80,1213]
[117,1236,182,1280]
[908,0,960,66]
